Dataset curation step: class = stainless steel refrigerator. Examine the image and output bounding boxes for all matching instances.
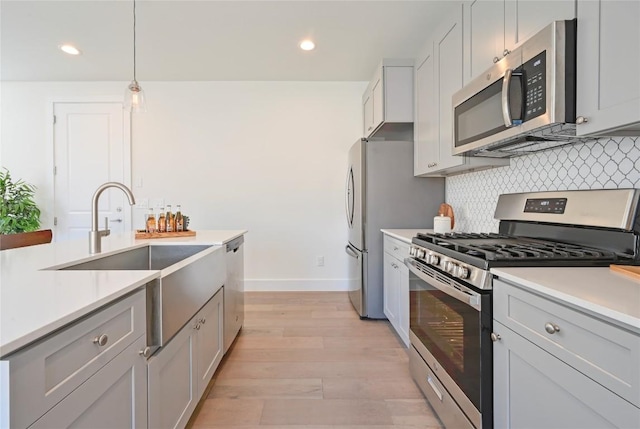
[345,138,444,318]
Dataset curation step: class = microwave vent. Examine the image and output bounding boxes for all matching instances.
[469,123,595,158]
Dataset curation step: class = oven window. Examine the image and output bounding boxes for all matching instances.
[410,275,483,409]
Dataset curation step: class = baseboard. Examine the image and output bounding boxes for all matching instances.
[245,279,349,292]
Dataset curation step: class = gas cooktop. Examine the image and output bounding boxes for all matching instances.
[413,232,619,265]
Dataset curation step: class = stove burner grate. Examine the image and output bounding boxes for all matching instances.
[414,232,618,263]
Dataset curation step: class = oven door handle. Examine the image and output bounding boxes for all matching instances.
[405,258,481,311]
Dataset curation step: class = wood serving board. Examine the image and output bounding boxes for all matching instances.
[135,230,196,239]
[609,264,640,281]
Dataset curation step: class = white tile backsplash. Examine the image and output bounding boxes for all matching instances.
[445,137,640,232]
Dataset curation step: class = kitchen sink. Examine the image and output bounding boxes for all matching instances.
[53,244,226,351]
[59,245,212,271]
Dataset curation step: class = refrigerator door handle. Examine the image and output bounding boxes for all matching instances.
[345,167,355,227]
[345,245,359,259]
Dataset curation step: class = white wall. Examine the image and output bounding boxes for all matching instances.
[1,80,367,290]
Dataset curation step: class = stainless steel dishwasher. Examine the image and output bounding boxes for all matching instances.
[224,236,244,352]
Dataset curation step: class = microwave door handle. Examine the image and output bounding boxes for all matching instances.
[501,68,514,127]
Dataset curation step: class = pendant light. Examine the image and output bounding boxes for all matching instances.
[124,0,146,112]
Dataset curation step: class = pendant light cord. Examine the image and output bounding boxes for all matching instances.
[133,0,137,82]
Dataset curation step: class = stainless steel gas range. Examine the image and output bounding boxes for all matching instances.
[405,189,640,429]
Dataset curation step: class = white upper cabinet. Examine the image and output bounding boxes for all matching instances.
[464,0,576,84]
[362,59,414,138]
[504,0,576,51]
[415,4,509,177]
[464,0,506,84]
[575,0,640,136]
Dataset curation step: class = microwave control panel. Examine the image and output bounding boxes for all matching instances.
[522,51,546,120]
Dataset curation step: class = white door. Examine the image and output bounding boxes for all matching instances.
[53,102,131,242]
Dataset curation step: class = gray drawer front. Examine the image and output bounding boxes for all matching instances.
[8,289,145,428]
[384,235,410,261]
[494,279,640,408]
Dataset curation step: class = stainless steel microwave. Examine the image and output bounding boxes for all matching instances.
[452,20,578,158]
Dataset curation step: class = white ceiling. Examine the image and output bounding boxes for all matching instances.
[1,0,456,82]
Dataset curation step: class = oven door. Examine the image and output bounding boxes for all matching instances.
[406,258,492,429]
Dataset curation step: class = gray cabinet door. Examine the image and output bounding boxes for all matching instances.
[148,321,197,429]
[414,39,439,175]
[464,0,505,83]
[196,291,224,399]
[493,321,640,429]
[29,335,148,429]
[383,251,400,332]
[576,0,640,135]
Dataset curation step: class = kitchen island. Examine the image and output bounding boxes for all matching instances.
[0,230,246,429]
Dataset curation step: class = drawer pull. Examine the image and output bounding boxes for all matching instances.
[394,246,399,251]
[199,317,206,324]
[544,323,560,334]
[93,334,108,347]
[427,375,443,401]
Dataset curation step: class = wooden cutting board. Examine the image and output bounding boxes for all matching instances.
[609,265,640,281]
[135,230,196,239]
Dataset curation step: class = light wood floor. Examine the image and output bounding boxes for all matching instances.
[188,291,442,429]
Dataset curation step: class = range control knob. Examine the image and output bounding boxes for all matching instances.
[409,247,417,256]
[443,261,456,273]
[417,249,427,259]
[454,266,470,279]
[428,254,440,266]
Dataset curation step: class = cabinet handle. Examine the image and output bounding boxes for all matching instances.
[490,332,501,342]
[391,262,399,269]
[427,162,438,168]
[576,116,588,125]
[394,246,399,251]
[139,346,152,358]
[93,334,108,347]
[200,317,206,324]
[544,323,560,334]
[426,375,443,401]
[503,48,511,57]
[195,324,201,330]
[368,126,373,131]
[493,56,500,63]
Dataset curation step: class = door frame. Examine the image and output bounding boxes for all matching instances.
[46,96,132,241]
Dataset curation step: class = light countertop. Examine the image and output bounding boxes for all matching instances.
[381,229,433,244]
[491,267,640,334]
[0,230,246,358]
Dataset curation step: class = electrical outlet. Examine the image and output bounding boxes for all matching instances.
[316,256,325,267]
[137,198,149,209]
[153,198,165,209]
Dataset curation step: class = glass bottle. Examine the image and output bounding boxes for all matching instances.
[165,205,175,232]
[145,208,156,233]
[175,205,184,232]
[157,208,166,233]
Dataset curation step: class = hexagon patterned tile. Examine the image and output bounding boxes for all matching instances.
[446,137,640,232]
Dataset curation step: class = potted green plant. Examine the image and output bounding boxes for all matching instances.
[0,168,41,234]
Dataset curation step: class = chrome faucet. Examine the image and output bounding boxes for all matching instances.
[89,182,136,254]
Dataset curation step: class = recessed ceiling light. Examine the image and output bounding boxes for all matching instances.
[299,40,315,51]
[59,44,81,55]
